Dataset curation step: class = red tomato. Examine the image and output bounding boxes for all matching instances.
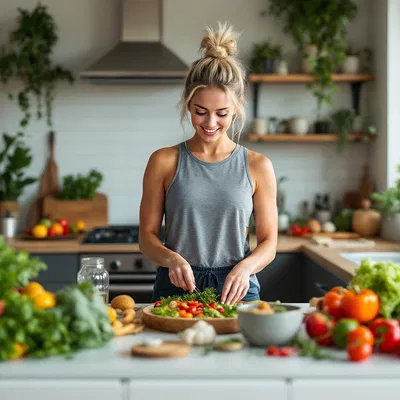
[347,325,374,347]
[194,310,203,316]
[57,218,68,227]
[63,225,71,235]
[179,302,189,310]
[0,300,5,317]
[188,301,199,307]
[218,307,225,314]
[266,346,281,356]
[209,302,217,310]
[154,301,162,307]
[301,226,311,234]
[305,312,336,346]
[290,225,303,236]
[347,342,373,362]
[323,291,343,319]
[369,318,400,353]
[47,226,57,237]
[188,306,197,315]
[279,346,297,357]
[197,303,204,309]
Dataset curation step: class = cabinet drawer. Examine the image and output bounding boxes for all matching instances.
[0,379,123,400]
[292,379,400,400]
[129,380,288,400]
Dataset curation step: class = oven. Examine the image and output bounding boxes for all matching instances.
[79,253,158,303]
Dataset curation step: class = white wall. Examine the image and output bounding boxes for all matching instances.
[0,0,373,227]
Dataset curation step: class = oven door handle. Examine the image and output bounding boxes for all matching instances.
[109,283,154,292]
[110,274,156,282]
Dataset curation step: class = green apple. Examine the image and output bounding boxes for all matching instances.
[39,217,52,228]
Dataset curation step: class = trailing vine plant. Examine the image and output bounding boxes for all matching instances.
[268,0,357,115]
[0,3,74,128]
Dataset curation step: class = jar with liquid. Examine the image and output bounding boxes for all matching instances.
[77,257,109,304]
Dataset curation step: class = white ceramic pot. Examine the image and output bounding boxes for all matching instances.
[278,213,290,233]
[276,60,288,75]
[289,117,309,135]
[252,119,267,135]
[2,217,17,238]
[380,214,400,242]
[341,56,360,74]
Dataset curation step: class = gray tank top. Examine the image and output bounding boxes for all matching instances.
[165,141,259,287]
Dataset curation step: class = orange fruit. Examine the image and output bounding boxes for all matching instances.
[23,282,45,298]
[51,222,64,236]
[32,224,48,239]
[107,306,117,323]
[76,220,85,232]
[32,291,56,309]
[9,343,26,360]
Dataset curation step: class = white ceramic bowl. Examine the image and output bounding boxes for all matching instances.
[237,303,303,347]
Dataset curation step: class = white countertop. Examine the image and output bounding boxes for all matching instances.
[2,304,400,380]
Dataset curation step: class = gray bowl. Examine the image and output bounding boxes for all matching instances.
[237,303,303,347]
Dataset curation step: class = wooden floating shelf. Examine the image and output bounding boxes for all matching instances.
[248,73,374,84]
[247,133,375,143]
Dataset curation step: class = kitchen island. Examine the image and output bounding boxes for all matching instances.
[1,304,400,400]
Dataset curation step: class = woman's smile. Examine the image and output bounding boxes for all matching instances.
[201,126,220,136]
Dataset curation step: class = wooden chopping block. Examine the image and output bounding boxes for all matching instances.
[28,131,60,226]
[131,341,191,358]
[42,192,108,230]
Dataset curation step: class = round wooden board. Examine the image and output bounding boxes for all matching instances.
[142,305,239,334]
[131,340,190,358]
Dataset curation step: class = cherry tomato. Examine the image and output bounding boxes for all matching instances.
[179,302,189,310]
[188,306,197,315]
[305,312,336,346]
[266,346,281,356]
[347,342,373,362]
[347,326,374,347]
[369,318,400,353]
[197,303,204,309]
[218,307,225,314]
[209,302,217,310]
[279,346,297,357]
[188,301,199,307]
[154,301,162,307]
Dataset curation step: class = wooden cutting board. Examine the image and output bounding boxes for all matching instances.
[131,341,190,358]
[28,131,60,226]
[42,192,108,230]
[142,305,239,334]
[303,232,360,239]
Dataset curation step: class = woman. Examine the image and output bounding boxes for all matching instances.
[139,22,278,305]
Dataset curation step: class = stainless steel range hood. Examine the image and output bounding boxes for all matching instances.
[80,0,188,83]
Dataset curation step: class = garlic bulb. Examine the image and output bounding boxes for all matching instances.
[179,321,216,345]
[322,221,336,233]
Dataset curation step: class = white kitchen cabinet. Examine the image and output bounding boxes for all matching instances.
[0,379,123,400]
[129,380,287,400]
[292,379,400,400]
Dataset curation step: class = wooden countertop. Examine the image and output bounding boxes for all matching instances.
[4,234,400,279]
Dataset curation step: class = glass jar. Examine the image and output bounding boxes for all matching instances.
[77,257,109,304]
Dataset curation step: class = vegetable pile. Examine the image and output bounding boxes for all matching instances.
[152,288,238,319]
[0,237,113,361]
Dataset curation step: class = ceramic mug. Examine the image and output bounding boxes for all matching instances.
[252,119,267,135]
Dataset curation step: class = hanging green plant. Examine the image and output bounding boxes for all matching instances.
[268,0,357,115]
[0,3,74,128]
[331,108,355,153]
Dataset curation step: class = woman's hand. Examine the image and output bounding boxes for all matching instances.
[168,255,196,293]
[221,264,250,305]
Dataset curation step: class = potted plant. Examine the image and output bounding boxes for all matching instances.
[250,40,282,74]
[0,3,74,128]
[342,46,373,74]
[371,165,400,242]
[0,132,37,219]
[268,0,358,115]
[42,169,107,230]
[331,108,355,153]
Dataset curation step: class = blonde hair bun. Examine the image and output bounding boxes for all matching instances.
[200,21,238,59]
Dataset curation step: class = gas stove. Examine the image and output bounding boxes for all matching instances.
[81,225,165,245]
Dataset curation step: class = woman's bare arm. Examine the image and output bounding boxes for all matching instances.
[138,147,195,292]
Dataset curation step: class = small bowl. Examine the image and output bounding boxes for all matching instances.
[237,303,303,347]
